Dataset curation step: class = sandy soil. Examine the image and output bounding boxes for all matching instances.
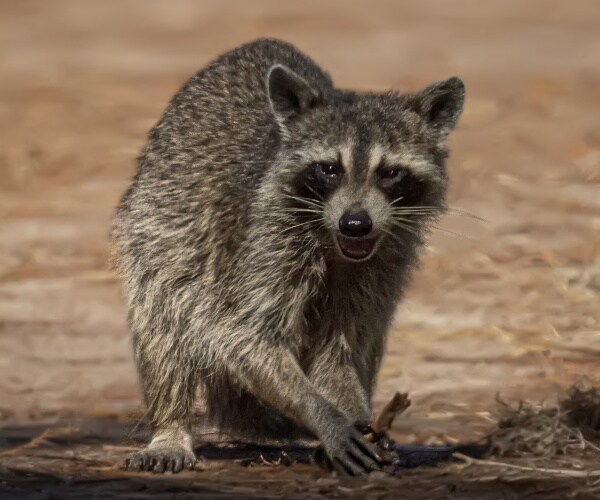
[0,1,599,498]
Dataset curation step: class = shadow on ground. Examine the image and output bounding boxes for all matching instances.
[1,417,597,499]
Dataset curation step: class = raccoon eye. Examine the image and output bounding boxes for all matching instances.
[315,162,342,178]
[379,167,404,180]
[382,170,430,207]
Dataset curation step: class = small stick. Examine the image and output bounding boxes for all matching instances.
[0,427,75,457]
[372,392,411,434]
[453,452,600,478]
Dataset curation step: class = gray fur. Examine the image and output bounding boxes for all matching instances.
[112,38,465,474]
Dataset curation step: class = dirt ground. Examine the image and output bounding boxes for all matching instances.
[0,0,599,498]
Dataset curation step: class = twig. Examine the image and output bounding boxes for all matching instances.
[372,392,411,434]
[0,427,75,457]
[539,340,600,357]
[453,452,600,478]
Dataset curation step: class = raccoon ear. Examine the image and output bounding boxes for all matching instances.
[267,64,320,125]
[411,77,465,139]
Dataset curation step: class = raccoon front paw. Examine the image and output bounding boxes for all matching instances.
[321,424,384,476]
[124,446,196,473]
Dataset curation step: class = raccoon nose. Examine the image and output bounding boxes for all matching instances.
[339,210,373,237]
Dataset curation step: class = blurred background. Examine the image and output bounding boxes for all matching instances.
[0,0,598,495]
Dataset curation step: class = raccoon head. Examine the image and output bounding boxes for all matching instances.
[266,64,465,262]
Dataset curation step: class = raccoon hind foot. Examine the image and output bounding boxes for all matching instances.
[124,445,196,473]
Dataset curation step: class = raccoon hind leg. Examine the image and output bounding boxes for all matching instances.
[124,305,199,473]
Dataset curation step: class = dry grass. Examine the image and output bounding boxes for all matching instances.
[488,385,600,460]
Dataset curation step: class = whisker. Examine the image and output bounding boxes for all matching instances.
[391,210,442,216]
[390,206,486,222]
[391,206,442,211]
[380,227,405,246]
[302,183,325,201]
[391,214,476,240]
[444,208,487,222]
[391,205,443,212]
[281,193,325,209]
[279,218,322,235]
[389,220,422,237]
[276,208,323,215]
[398,205,442,209]
[281,192,325,205]
[391,209,442,215]
[430,225,476,240]
[390,215,421,225]
[389,195,405,206]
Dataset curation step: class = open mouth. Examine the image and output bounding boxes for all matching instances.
[336,235,378,261]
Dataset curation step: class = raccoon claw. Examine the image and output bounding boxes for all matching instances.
[323,424,384,476]
[124,448,196,473]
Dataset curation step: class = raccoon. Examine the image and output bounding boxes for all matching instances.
[112,38,465,475]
